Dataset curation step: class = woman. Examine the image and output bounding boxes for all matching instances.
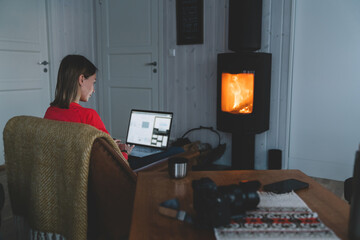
[44,54,134,159]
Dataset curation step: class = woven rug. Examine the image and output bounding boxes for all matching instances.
[214,191,339,240]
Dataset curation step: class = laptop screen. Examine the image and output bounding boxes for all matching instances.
[126,109,173,149]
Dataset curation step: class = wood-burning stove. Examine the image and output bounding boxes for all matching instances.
[217,52,271,169]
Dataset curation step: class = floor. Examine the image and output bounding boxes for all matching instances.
[0,170,16,239]
[0,170,347,239]
[312,176,346,201]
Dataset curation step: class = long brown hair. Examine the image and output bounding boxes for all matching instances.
[50,55,97,108]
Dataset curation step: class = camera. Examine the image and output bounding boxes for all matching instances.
[192,177,260,228]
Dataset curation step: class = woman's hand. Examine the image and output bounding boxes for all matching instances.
[115,139,135,155]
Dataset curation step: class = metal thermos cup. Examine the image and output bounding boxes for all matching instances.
[168,157,188,179]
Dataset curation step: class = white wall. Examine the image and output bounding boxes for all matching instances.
[163,0,231,165]
[288,0,360,180]
[163,0,292,168]
[255,0,292,169]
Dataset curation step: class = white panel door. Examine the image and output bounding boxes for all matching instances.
[98,0,161,140]
[0,0,50,165]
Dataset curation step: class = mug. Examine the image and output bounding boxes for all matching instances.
[168,157,188,179]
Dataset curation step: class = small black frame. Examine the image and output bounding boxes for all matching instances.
[176,0,204,45]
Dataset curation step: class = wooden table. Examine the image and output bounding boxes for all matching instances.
[129,170,350,240]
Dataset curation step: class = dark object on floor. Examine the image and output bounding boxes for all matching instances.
[344,177,353,204]
[268,149,282,169]
[348,148,360,240]
[0,183,4,228]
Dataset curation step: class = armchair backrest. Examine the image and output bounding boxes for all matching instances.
[88,137,137,239]
[3,116,137,239]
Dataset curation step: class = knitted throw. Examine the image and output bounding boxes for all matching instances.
[3,116,127,240]
[214,192,339,240]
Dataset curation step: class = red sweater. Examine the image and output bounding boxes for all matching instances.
[44,102,128,159]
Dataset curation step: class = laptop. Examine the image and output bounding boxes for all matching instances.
[126,109,173,158]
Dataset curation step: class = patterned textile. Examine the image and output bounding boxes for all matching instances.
[3,116,126,240]
[214,192,339,240]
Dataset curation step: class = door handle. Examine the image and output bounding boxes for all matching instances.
[146,61,157,66]
[38,61,49,66]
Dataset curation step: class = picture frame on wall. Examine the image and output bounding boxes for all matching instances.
[176,0,204,45]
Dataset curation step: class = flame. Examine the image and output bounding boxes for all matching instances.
[221,73,254,114]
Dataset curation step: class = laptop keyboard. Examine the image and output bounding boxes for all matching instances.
[131,146,162,158]
[128,146,185,171]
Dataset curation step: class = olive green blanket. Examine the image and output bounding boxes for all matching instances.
[3,116,125,240]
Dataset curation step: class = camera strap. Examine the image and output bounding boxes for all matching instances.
[158,198,193,224]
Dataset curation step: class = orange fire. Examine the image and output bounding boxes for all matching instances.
[221,73,254,114]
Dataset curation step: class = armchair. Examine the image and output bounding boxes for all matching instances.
[3,116,137,240]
